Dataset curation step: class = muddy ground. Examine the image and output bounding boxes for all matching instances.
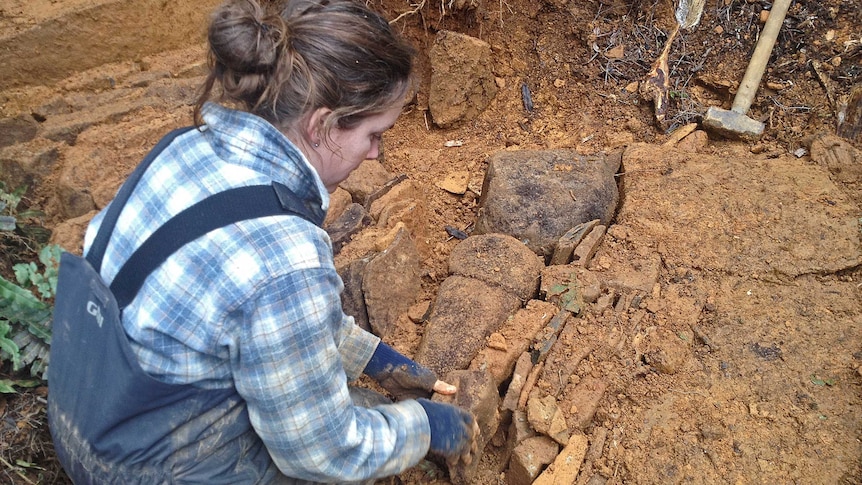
[0,0,861,484]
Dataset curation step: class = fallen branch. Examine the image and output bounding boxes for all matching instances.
[639,24,680,131]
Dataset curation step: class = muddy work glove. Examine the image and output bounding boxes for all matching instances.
[416,398,479,466]
[363,342,439,400]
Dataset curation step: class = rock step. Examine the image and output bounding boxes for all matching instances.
[0,0,220,91]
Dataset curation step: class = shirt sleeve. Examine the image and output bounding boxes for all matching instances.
[231,266,430,482]
[336,314,381,381]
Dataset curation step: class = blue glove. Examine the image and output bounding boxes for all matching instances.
[363,342,438,399]
[417,398,478,465]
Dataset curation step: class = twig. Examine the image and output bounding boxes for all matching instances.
[0,455,36,485]
[389,0,426,24]
[768,97,812,113]
[517,361,544,409]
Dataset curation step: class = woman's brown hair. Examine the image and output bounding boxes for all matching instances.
[195,0,415,139]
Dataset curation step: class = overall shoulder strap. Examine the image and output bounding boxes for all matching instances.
[87,126,196,271]
[110,182,323,310]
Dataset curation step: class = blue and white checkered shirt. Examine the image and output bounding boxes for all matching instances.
[82,102,430,482]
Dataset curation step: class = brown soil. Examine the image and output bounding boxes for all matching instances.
[1,0,860,484]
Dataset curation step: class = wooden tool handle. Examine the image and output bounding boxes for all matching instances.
[731,0,792,114]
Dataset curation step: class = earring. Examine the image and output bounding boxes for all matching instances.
[313,142,320,148]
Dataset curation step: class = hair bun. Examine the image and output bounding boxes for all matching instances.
[208,1,286,74]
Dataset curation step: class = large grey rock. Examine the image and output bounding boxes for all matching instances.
[475,149,621,261]
[428,30,497,128]
[416,234,544,376]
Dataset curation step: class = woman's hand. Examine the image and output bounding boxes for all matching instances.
[364,342,449,400]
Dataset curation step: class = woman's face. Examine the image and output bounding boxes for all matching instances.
[307,105,403,193]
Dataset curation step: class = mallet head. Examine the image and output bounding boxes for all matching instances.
[702,106,765,140]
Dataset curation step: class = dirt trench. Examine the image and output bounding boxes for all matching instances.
[1,0,861,484]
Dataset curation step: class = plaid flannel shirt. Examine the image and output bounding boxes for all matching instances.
[82,102,430,482]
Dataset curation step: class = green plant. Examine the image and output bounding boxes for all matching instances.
[0,244,59,387]
[0,182,58,392]
[0,182,50,250]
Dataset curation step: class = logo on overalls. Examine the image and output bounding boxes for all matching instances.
[87,301,104,327]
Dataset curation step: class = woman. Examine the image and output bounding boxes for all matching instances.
[48,0,477,483]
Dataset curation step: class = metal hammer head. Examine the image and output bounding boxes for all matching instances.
[702,106,765,140]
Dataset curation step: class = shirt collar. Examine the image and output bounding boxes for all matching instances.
[200,102,329,213]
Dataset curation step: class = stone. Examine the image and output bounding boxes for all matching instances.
[549,220,600,265]
[0,139,61,192]
[562,377,608,431]
[0,115,39,148]
[533,433,589,485]
[366,178,429,257]
[428,30,498,128]
[527,393,570,445]
[509,409,537,445]
[56,162,97,219]
[325,203,372,255]
[635,327,690,374]
[502,352,534,411]
[48,210,97,255]
[415,275,522,376]
[542,323,591,398]
[448,233,544,301]
[471,300,557,387]
[323,187,352,227]
[662,123,698,146]
[435,370,501,485]
[571,225,606,268]
[836,83,861,142]
[475,149,620,262]
[437,171,470,194]
[407,300,431,323]
[337,257,372,333]
[484,332,506,351]
[340,159,393,205]
[507,436,560,485]
[362,228,421,339]
[676,130,710,152]
[809,134,862,186]
[532,310,573,366]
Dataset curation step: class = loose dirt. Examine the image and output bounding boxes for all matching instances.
[0,0,860,484]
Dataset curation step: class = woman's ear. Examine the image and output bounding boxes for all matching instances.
[304,107,332,146]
